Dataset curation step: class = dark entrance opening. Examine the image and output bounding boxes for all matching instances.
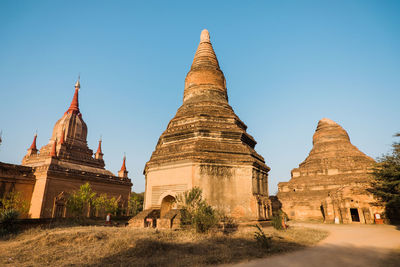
[55,204,64,218]
[350,208,360,222]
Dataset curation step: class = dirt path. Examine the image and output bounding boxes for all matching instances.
[231,223,400,267]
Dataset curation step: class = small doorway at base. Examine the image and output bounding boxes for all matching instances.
[160,195,176,218]
[54,203,65,218]
[350,208,360,222]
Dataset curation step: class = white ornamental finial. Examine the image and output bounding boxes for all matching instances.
[75,73,80,89]
[200,29,210,43]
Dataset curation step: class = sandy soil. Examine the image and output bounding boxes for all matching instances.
[230,223,400,267]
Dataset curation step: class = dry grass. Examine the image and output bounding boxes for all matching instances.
[0,225,328,266]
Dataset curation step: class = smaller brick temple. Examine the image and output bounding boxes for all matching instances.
[277,118,383,224]
[0,79,132,218]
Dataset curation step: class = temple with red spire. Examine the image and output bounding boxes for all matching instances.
[19,78,132,219]
[133,30,270,228]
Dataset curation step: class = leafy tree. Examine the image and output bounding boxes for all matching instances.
[370,133,400,223]
[128,192,144,216]
[94,194,118,216]
[0,191,29,235]
[0,191,29,217]
[67,182,97,218]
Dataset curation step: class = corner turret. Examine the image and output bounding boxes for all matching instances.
[118,155,128,178]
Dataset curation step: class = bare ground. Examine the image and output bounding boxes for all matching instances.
[230,223,400,267]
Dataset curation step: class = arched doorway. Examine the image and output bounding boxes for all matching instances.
[160,195,176,218]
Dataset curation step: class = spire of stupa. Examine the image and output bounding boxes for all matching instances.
[190,29,220,70]
[66,77,81,115]
[120,155,126,171]
[96,139,102,154]
[313,118,350,145]
[25,132,39,157]
[29,133,38,151]
[297,118,375,171]
[118,155,128,178]
[183,29,227,104]
[95,138,103,160]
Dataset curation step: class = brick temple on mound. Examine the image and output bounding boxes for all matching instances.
[130,29,270,228]
[277,118,383,224]
[0,79,132,218]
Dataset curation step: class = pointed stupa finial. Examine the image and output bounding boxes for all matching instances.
[183,29,226,104]
[66,77,81,115]
[120,154,126,171]
[118,154,128,178]
[25,132,38,156]
[75,73,80,89]
[200,29,210,43]
[96,138,102,154]
[29,133,38,151]
[190,29,219,70]
[95,136,104,160]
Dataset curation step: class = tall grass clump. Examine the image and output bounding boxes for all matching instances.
[253,224,272,248]
[176,187,218,233]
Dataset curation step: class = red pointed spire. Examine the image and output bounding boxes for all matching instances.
[29,134,37,150]
[50,139,57,157]
[96,139,102,154]
[120,155,126,171]
[59,129,65,145]
[66,79,81,115]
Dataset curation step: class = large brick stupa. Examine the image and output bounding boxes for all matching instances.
[142,30,270,223]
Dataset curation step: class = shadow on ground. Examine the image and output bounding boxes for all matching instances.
[233,244,400,267]
[81,236,304,267]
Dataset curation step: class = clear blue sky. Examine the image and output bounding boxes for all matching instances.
[0,0,399,194]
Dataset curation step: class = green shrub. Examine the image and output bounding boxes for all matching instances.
[271,211,288,230]
[128,192,144,216]
[0,209,20,235]
[176,187,218,233]
[219,214,238,234]
[0,191,29,217]
[253,224,272,248]
[271,214,283,230]
[179,207,192,226]
[192,202,218,233]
